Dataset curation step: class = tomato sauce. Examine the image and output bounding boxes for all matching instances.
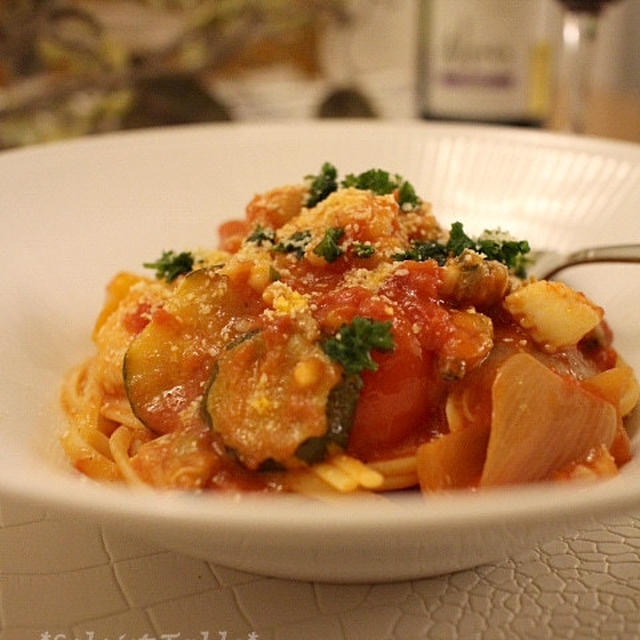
[122,302,154,334]
[214,202,625,477]
[64,171,637,495]
[305,261,454,461]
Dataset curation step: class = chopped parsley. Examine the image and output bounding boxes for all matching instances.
[396,180,421,210]
[302,164,421,210]
[445,222,475,256]
[322,317,394,377]
[393,222,530,273]
[341,169,421,210]
[476,230,531,275]
[143,250,194,282]
[393,241,448,265]
[305,162,338,207]
[247,224,276,246]
[342,168,397,195]
[352,242,375,258]
[273,230,312,259]
[313,227,345,263]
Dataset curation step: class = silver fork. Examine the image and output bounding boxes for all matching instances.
[528,244,640,280]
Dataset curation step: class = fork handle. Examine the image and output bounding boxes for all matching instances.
[567,244,640,265]
[547,244,640,278]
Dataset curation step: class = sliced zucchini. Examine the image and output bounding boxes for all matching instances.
[204,327,343,470]
[124,269,263,434]
[295,375,362,464]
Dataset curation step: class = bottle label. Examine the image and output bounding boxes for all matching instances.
[421,0,550,122]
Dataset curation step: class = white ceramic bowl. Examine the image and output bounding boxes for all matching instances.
[2,121,640,583]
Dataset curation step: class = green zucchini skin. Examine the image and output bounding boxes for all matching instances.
[123,269,263,434]
[203,327,346,470]
[199,328,262,431]
[295,375,362,464]
[125,266,360,467]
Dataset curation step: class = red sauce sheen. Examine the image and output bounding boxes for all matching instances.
[90,177,634,494]
[122,302,154,334]
[211,198,621,478]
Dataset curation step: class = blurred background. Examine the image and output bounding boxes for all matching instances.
[0,0,638,149]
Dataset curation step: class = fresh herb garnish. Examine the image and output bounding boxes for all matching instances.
[322,317,394,377]
[396,179,421,210]
[273,230,312,259]
[305,162,338,207]
[445,221,475,256]
[342,169,397,195]
[476,230,531,276]
[313,227,345,263]
[303,164,421,210]
[352,242,375,258]
[393,222,530,273]
[247,224,276,246]
[392,241,448,265]
[341,169,421,210]
[143,250,194,282]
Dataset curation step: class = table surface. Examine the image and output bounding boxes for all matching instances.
[2,494,640,640]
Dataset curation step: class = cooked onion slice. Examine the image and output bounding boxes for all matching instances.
[481,352,618,486]
[416,426,490,492]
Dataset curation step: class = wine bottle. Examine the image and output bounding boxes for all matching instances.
[417,0,555,126]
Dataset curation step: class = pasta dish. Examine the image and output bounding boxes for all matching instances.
[61,164,639,496]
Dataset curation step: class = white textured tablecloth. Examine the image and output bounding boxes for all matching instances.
[2,496,640,640]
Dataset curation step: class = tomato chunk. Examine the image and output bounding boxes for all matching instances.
[347,318,442,461]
